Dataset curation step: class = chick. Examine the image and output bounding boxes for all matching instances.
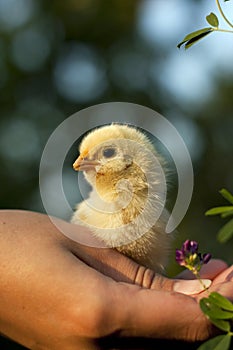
[71,123,174,273]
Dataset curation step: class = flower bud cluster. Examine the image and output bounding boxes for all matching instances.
[176,240,211,275]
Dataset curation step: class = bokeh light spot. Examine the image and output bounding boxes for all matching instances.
[10,27,51,72]
[110,49,149,92]
[53,43,107,103]
[0,119,40,162]
[0,0,37,31]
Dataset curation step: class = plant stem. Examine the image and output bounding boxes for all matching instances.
[215,28,233,33]
[192,270,209,291]
[216,0,233,29]
[198,276,209,291]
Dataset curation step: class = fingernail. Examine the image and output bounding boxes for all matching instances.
[174,279,212,295]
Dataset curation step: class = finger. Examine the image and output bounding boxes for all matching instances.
[113,283,212,342]
[211,264,233,284]
[66,234,211,295]
[52,218,213,295]
[42,215,213,295]
[2,210,210,296]
[176,259,228,280]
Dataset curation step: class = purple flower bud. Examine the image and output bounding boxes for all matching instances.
[175,249,186,266]
[202,253,212,264]
[182,240,198,254]
[176,239,212,274]
[182,240,191,254]
[189,240,199,254]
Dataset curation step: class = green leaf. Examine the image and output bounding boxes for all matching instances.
[221,209,233,218]
[208,318,231,332]
[208,292,233,312]
[184,31,214,50]
[219,188,233,205]
[197,334,232,350]
[205,206,233,216]
[206,12,219,27]
[200,298,233,319]
[177,27,214,49]
[217,217,233,243]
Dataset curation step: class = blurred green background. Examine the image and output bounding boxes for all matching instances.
[0,0,232,277]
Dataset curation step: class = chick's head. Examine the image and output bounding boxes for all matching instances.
[73,124,163,202]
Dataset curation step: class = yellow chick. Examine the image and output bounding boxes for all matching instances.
[71,123,174,273]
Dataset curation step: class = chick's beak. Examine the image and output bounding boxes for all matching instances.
[73,155,100,171]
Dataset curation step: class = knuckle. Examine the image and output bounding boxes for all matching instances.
[134,265,156,289]
[134,265,174,291]
[152,274,174,291]
[184,314,214,342]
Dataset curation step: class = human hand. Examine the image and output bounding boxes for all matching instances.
[0,210,230,350]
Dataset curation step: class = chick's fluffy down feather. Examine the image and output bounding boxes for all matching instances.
[71,124,174,273]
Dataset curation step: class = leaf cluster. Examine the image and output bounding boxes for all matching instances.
[197,292,233,350]
[205,189,233,243]
[178,0,233,50]
[177,13,219,49]
[200,187,233,349]
[176,3,233,350]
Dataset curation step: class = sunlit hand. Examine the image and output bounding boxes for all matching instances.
[0,210,231,350]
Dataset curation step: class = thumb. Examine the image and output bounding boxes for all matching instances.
[68,239,212,295]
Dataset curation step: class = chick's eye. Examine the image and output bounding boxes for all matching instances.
[102,147,116,158]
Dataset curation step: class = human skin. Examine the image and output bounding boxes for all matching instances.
[0,210,232,350]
